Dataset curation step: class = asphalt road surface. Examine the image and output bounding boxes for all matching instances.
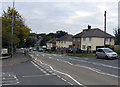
[2,51,120,87]
[29,51,119,86]
[2,53,71,86]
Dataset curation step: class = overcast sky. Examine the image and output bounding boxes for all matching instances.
[1,0,119,35]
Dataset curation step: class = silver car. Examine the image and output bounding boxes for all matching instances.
[96,48,118,59]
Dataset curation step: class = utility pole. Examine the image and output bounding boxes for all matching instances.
[11,0,14,57]
[104,11,106,48]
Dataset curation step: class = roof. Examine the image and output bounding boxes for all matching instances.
[73,28,114,38]
[57,34,73,41]
[47,38,58,43]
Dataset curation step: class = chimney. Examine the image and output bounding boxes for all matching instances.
[88,25,91,30]
[66,32,68,35]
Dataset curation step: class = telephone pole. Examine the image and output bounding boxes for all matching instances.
[104,11,106,47]
[11,0,14,57]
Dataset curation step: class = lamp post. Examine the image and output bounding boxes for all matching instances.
[104,11,106,48]
[11,0,14,57]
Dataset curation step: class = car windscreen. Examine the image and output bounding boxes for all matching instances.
[104,49,113,53]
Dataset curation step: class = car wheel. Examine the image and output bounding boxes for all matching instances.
[96,55,99,59]
[105,56,109,60]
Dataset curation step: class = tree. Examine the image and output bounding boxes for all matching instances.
[56,31,67,38]
[2,7,31,49]
[114,27,120,45]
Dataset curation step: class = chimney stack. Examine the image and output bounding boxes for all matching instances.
[88,25,91,30]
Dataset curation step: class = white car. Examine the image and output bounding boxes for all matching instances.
[96,48,118,59]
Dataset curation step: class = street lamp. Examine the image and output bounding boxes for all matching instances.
[11,0,14,57]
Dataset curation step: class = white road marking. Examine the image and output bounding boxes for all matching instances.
[42,56,119,78]
[61,78,66,82]
[69,58,120,70]
[22,74,52,78]
[75,64,118,78]
[38,60,83,85]
[67,82,73,85]
[2,72,19,85]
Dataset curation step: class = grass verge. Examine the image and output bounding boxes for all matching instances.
[45,51,58,54]
[68,53,95,57]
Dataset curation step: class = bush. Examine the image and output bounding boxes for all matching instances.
[109,45,114,50]
[114,48,120,54]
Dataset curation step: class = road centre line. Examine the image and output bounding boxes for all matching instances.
[38,56,118,78]
[55,58,119,78]
[69,58,120,69]
[37,60,83,86]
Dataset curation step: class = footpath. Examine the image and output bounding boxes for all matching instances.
[2,53,29,67]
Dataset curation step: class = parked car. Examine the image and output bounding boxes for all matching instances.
[67,48,82,53]
[38,48,43,52]
[76,48,82,53]
[33,47,36,51]
[96,48,118,59]
[67,48,77,53]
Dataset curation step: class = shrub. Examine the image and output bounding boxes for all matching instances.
[114,48,120,54]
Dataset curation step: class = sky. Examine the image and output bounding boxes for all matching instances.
[1,0,119,35]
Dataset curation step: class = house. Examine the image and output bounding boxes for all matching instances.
[46,38,58,50]
[56,34,73,49]
[73,25,114,52]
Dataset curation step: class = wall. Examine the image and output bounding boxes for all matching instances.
[46,43,53,49]
[81,37,114,51]
[56,41,72,48]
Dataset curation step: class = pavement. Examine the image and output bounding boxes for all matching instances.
[2,53,29,66]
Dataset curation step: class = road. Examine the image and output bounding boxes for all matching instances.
[2,52,119,87]
[29,51,119,86]
[2,53,71,86]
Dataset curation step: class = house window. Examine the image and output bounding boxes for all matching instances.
[83,38,86,41]
[82,45,86,50]
[73,38,75,41]
[77,44,79,48]
[110,38,112,42]
[89,37,92,42]
[64,41,66,44]
[78,38,80,41]
[73,44,75,48]
[105,38,108,42]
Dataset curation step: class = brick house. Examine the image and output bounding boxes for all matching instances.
[73,25,114,52]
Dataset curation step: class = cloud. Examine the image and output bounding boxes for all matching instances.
[1,1,118,35]
[2,0,119,2]
[32,8,47,19]
[64,11,95,24]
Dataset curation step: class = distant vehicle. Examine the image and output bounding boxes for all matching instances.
[76,48,82,53]
[33,47,36,51]
[38,48,43,52]
[1,48,8,56]
[96,48,118,59]
[67,48,77,53]
[29,47,33,52]
[20,48,25,54]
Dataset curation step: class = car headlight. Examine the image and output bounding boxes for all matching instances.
[107,54,113,57]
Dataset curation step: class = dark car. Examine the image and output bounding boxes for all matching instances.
[38,48,43,52]
[67,48,77,53]
[67,48,82,53]
[76,48,82,53]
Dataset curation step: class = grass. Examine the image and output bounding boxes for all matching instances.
[45,51,58,54]
[67,53,95,57]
